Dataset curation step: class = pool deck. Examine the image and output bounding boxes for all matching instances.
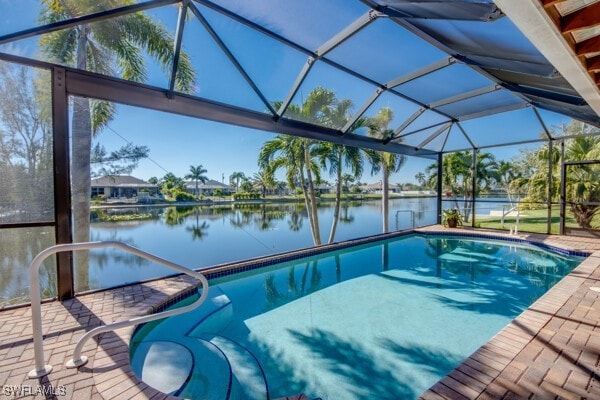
[0,227,599,399]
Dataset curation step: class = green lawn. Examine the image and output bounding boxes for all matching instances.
[476,205,599,234]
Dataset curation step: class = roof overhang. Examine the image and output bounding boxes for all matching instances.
[494,0,600,118]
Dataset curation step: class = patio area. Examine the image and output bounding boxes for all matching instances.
[0,227,599,400]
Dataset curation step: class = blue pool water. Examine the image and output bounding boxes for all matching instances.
[130,234,584,400]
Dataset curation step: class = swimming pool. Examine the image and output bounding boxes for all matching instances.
[130,233,584,400]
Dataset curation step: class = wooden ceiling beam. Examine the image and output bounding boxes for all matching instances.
[576,35,600,56]
[541,0,566,8]
[561,2,600,33]
[588,55,600,72]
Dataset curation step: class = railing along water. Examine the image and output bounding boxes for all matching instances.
[27,241,209,379]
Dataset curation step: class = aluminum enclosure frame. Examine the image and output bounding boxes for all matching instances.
[2,0,600,301]
[0,51,438,301]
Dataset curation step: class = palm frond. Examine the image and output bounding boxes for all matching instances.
[90,100,115,135]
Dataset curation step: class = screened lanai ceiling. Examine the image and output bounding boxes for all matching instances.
[1,0,599,157]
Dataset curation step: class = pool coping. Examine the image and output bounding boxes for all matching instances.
[418,227,600,399]
[1,226,599,399]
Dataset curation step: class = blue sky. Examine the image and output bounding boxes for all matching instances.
[0,0,574,185]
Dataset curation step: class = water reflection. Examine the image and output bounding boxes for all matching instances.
[265,260,322,310]
[1,198,439,303]
[287,211,304,232]
[0,227,56,307]
[83,199,436,292]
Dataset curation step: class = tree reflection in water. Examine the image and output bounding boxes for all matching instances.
[264,260,322,310]
[287,211,304,232]
[187,221,210,240]
[0,227,56,306]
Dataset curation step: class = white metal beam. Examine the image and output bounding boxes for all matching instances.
[429,84,500,109]
[386,57,455,89]
[416,123,452,150]
[316,10,383,57]
[458,102,530,121]
[342,87,384,134]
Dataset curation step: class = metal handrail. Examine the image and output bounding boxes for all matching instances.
[27,241,209,379]
[395,210,415,230]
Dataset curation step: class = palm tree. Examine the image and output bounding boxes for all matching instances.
[239,177,253,192]
[367,107,406,233]
[341,173,355,192]
[185,165,208,197]
[39,0,195,281]
[259,134,322,244]
[496,160,521,205]
[317,141,363,243]
[261,87,336,245]
[229,171,246,193]
[316,120,379,243]
[515,122,600,229]
[432,150,497,222]
[415,172,426,188]
[315,96,380,243]
[252,170,276,198]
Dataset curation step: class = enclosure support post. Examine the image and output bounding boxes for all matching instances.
[52,67,74,300]
[547,139,553,234]
[471,149,477,228]
[437,153,443,224]
[559,140,566,235]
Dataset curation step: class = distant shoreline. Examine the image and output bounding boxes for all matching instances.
[91,194,437,209]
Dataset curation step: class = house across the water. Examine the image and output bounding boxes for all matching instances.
[91,175,158,199]
[185,179,234,196]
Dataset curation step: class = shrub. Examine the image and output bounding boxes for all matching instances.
[171,189,196,202]
[232,192,261,200]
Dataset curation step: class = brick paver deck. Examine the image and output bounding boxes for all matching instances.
[0,227,599,400]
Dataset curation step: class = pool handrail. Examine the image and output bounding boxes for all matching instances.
[27,241,209,379]
[395,209,415,230]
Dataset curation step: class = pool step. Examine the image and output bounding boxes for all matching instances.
[132,337,236,399]
[130,340,193,396]
[131,286,268,399]
[201,334,268,400]
[187,287,233,337]
[177,337,233,400]
[138,287,233,341]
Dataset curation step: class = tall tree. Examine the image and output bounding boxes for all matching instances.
[229,171,246,193]
[39,0,195,285]
[426,151,497,222]
[185,164,208,196]
[564,135,600,228]
[341,173,355,192]
[316,117,379,243]
[367,107,405,233]
[251,170,276,198]
[495,160,521,205]
[0,62,53,222]
[90,142,149,177]
[259,134,322,244]
[415,172,426,188]
[159,172,185,196]
[514,121,600,229]
[315,95,381,243]
[262,87,337,245]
